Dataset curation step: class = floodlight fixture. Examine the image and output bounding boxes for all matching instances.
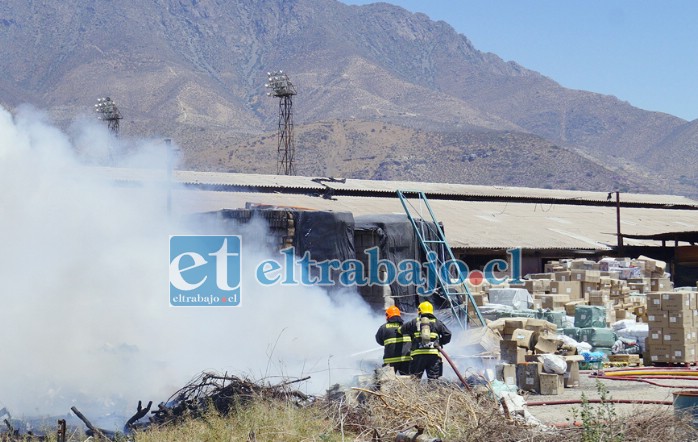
[265,70,296,98]
[94,96,122,136]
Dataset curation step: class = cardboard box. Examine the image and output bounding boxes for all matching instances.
[529,273,554,280]
[496,363,517,386]
[662,327,697,345]
[535,335,562,354]
[646,293,662,311]
[671,343,697,363]
[648,311,669,329]
[583,270,601,283]
[524,279,544,294]
[509,328,537,349]
[647,328,663,346]
[500,340,526,364]
[651,278,673,292]
[504,319,527,335]
[638,255,667,273]
[539,373,565,395]
[516,362,542,393]
[570,259,596,270]
[571,270,586,282]
[550,281,582,299]
[649,344,672,363]
[661,292,693,311]
[524,354,541,363]
[545,261,564,273]
[581,281,600,295]
[565,300,587,316]
[541,294,570,310]
[668,310,695,329]
[525,319,557,334]
[554,271,572,282]
[563,355,583,388]
[589,290,610,306]
[628,283,648,294]
[644,339,653,366]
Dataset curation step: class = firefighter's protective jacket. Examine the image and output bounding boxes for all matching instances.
[375,316,413,365]
[400,313,452,357]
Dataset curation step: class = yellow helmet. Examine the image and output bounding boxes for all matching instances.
[418,301,433,315]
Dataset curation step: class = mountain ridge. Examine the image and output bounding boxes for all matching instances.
[0,0,695,195]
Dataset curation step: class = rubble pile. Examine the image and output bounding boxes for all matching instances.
[149,372,314,427]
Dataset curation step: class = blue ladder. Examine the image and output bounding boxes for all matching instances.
[397,190,485,329]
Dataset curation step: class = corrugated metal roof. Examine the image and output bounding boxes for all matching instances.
[172,189,698,250]
[94,167,698,207]
[94,167,327,190]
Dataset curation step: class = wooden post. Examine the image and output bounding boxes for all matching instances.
[616,191,624,256]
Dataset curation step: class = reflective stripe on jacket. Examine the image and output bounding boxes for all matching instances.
[375,317,412,364]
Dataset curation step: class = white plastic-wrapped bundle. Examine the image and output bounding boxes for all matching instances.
[615,322,649,352]
[611,319,637,331]
[488,288,533,310]
[558,333,592,354]
[539,354,567,374]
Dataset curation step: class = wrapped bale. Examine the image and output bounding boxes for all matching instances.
[488,288,533,310]
[578,327,618,348]
[575,305,606,328]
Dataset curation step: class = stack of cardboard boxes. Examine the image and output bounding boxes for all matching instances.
[492,317,581,395]
[646,291,698,364]
[480,256,672,325]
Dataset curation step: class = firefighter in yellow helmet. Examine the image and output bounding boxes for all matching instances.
[400,301,451,379]
[375,305,413,375]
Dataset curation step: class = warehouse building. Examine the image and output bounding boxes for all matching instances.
[104,167,698,291]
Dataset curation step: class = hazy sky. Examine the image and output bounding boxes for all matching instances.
[341,1,698,121]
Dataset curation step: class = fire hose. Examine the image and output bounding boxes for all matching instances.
[590,368,698,388]
[526,398,674,406]
[435,343,472,392]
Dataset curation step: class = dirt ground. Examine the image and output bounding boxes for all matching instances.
[522,367,698,425]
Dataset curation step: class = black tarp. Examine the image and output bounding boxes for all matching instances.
[191,208,355,289]
[293,210,355,263]
[354,214,449,313]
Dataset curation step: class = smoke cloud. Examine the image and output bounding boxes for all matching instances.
[0,104,383,422]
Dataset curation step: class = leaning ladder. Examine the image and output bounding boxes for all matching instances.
[397,190,484,329]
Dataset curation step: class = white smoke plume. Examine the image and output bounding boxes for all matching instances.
[0,104,384,422]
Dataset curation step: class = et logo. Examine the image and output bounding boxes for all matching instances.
[169,235,241,307]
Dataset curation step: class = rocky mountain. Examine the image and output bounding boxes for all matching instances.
[0,0,695,195]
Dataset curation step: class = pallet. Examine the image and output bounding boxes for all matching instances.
[603,361,643,368]
[609,354,641,364]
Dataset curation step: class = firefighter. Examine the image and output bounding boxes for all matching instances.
[375,305,413,375]
[400,301,451,380]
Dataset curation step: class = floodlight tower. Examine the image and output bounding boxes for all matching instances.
[265,71,297,175]
[94,97,122,136]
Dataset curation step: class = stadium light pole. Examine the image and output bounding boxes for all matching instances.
[94,97,122,136]
[265,71,297,175]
